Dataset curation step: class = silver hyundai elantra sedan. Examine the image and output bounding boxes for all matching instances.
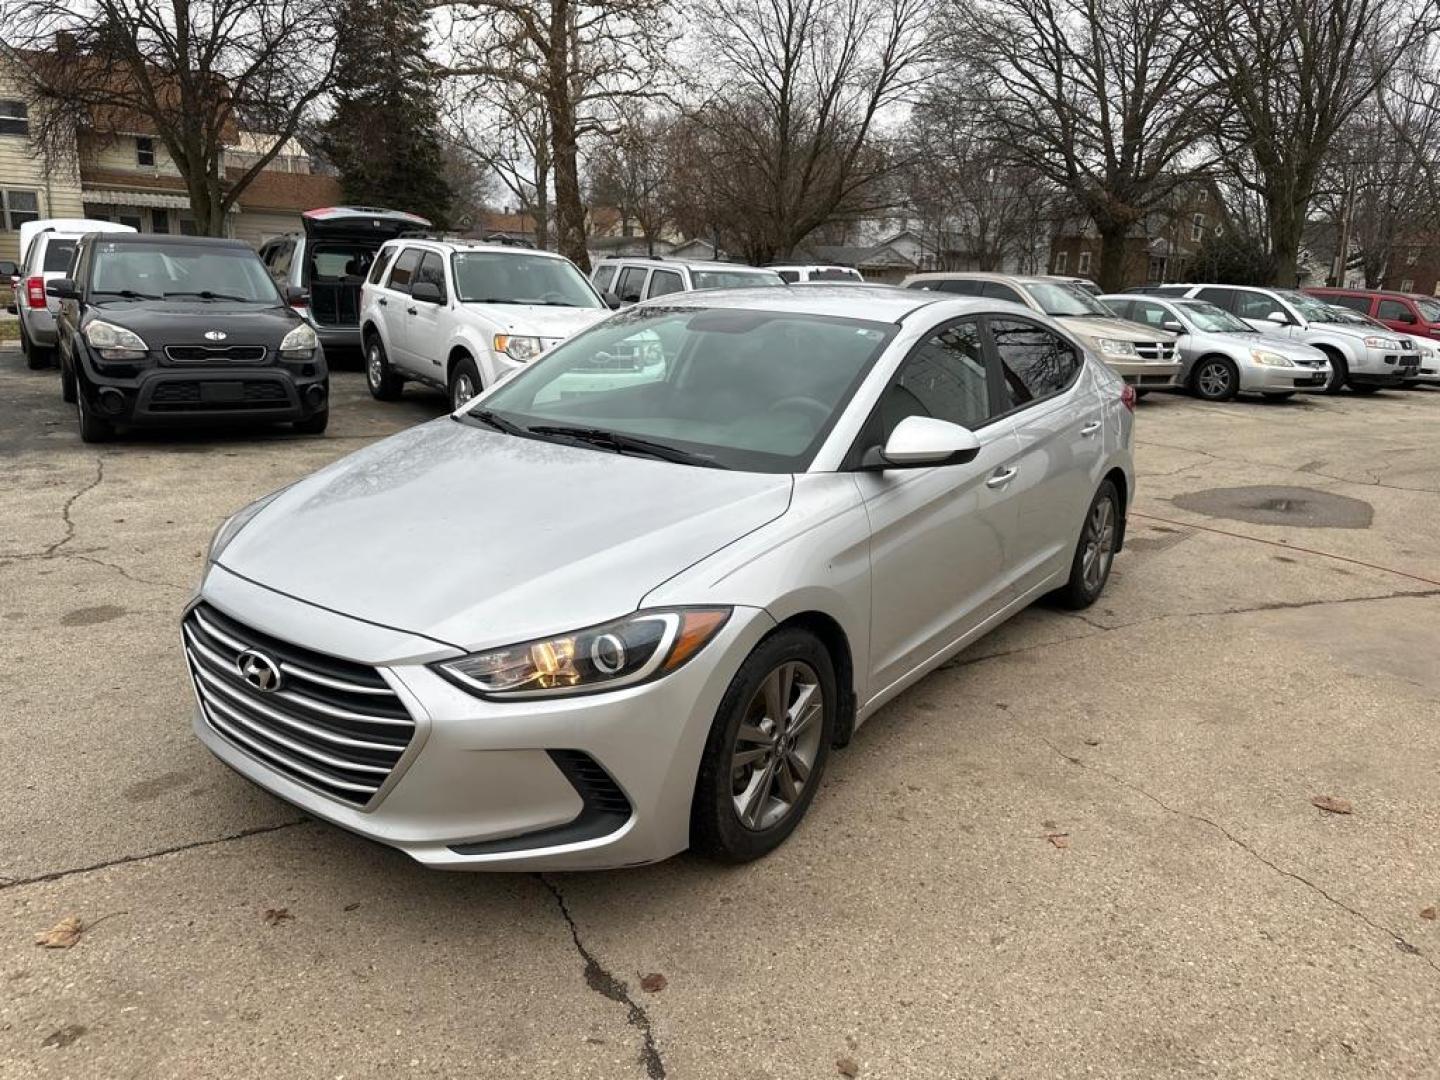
[186,285,1135,870]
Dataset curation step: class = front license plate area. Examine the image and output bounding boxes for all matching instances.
[201,382,244,403]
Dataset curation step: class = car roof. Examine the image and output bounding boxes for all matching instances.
[84,232,253,249]
[602,257,779,272]
[1306,286,1420,299]
[378,237,572,260]
[637,283,941,322]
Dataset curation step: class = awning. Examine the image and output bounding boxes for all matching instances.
[81,189,240,213]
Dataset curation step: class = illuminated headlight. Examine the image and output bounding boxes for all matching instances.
[279,323,318,358]
[1094,338,1138,358]
[84,319,148,360]
[435,608,731,698]
[1250,349,1293,367]
[1363,335,1401,350]
[493,334,544,362]
[207,489,285,564]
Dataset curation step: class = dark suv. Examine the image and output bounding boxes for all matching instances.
[51,233,329,442]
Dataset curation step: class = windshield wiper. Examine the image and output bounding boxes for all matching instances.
[525,425,728,468]
[164,290,253,302]
[91,288,160,300]
[461,297,524,304]
[462,408,529,436]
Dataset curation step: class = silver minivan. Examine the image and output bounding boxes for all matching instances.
[11,218,135,369]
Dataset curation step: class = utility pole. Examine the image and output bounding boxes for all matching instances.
[1332,172,1355,287]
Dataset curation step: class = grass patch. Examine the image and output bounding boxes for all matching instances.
[0,319,20,342]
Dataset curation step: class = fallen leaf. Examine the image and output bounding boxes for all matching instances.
[343,903,361,913]
[41,1023,86,1048]
[1421,907,1436,921]
[1082,736,1101,747]
[837,1057,860,1077]
[1310,795,1354,815]
[34,915,84,949]
[639,972,667,993]
[262,908,293,926]
[1045,832,1070,849]
[1396,940,1421,956]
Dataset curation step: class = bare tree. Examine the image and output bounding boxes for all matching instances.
[434,0,671,270]
[955,0,1217,291]
[1199,0,1436,286]
[443,77,552,246]
[586,104,674,253]
[3,0,339,235]
[689,0,939,264]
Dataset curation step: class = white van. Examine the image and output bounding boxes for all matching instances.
[12,218,136,369]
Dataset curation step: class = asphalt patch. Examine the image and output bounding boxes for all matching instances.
[1172,485,1374,529]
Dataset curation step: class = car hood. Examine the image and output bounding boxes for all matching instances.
[465,303,608,343]
[1224,332,1330,363]
[1058,315,1175,341]
[84,301,304,346]
[1311,321,1397,344]
[216,420,794,651]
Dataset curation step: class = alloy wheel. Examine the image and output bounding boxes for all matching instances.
[367,344,383,389]
[730,660,824,831]
[1081,497,1116,594]
[1197,361,1231,398]
[452,373,476,408]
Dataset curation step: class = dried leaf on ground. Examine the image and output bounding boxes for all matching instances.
[639,972,667,993]
[1045,832,1071,849]
[41,1023,86,1048]
[263,908,293,926]
[837,1057,860,1077]
[35,915,84,949]
[1310,795,1354,815]
[1420,907,1437,921]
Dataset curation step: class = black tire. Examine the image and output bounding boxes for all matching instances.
[293,408,329,435]
[1401,379,1420,389]
[1052,480,1121,610]
[1348,383,1381,396]
[1321,351,1348,394]
[60,358,76,403]
[448,355,482,410]
[75,388,112,443]
[364,333,404,401]
[1191,355,1239,401]
[1133,388,1150,399]
[21,324,52,370]
[691,628,837,863]
[1261,392,1295,402]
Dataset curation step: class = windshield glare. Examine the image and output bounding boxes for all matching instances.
[89,242,280,301]
[1176,300,1251,333]
[477,306,894,472]
[1021,281,1116,318]
[690,269,786,291]
[1276,290,1345,323]
[453,252,600,307]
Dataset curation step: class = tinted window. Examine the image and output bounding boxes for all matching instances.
[990,318,1081,406]
[648,269,684,298]
[1106,299,1133,319]
[1324,294,1372,313]
[615,266,647,303]
[689,268,785,290]
[1128,299,1171,329]
[269,242,293,278]
[368,246,397,284]
[1377,299,1416,323]
[878,320,992,436]
[386,248,421,293]
[936,280,982,296]
[414,252,447,300]
[1195,287,1236,311]
[592,265,616,291]
[1233,291,1286,321]
[777,270,800,283]
[813,268,862,281]
[42,239,76,273]
[981,281,1023,303]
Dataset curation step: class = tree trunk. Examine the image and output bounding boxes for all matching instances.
[1266,195,1304,287]
[1095,222,1130,292]
[545,0,587,272]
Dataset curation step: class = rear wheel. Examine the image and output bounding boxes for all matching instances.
[692,628,836,863]
[1401,379,1420,389]
[365,334,404,401]
[449,356,482,410]
[1052,480,1120,610]
[75,387,112,444]
[21,324,51,370]
[1192,355,1239,401]
[1321,352,1348,394]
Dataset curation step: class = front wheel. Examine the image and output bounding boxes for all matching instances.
[691,629,837,863]
[365,335,404,401]
[1192,356,1239,401]
[1052,480,1120,610]
[1322,354,1348,394]
[75,388,112,444]
[449,356,482,411]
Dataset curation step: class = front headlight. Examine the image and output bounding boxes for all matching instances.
[1363,335,1401,350]
[1250,349,1293,367]
[1094,338,1138,358]
[493,334,543,362]
[84,319,148,360]
[435,608,731,698]
[207,489,285,564]
[279,323,318,358]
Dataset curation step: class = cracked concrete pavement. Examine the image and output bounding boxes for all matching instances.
[2,349,1438,1078]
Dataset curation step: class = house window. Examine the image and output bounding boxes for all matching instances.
[1078,251,1092,274]
[1197,189,1209,205]
[1406,250,1418,266]
[118,214,142,231]
[1191,213,1205,242]
[1,188,40,230]
[1054,250,1068,273]
[0,100,28,137]
[178,218,198,236]
[151,208,169,234]
[136,137,155,167]
[1401,278,1415,293]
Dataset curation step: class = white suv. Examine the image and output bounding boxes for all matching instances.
[591,258,785,305]
[360,239,610,408]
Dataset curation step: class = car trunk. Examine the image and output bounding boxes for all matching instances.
[300,208,430,328]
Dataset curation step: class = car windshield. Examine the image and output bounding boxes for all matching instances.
[1414,297,1440,322]
[1276,290,1348,324]
[452,251,601,307]
[1021,281,1117,317]
[1176,300,1252,333]
[473,305,895,472]
[88,241,280,302]
[689,269,786,291]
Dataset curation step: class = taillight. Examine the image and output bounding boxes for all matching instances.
[25,276,47,309]
[289,294,307,309]
[1121,383,1137,412]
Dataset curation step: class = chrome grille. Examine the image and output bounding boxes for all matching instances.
[165,345,268,363]
[1135,341,1177,362]
[183,603,415,806]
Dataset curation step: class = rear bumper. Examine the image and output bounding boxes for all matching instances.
[19,306,57,344]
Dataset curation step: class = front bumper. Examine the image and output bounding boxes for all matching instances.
[188,564,775,871]
[75,344,328,426]
[1105,358,1182,388]
[1351,348,1420,385]
[1239,362,1331,393]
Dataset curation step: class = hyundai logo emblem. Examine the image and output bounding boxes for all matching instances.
[204,330,228,341]
[236,649,283,692]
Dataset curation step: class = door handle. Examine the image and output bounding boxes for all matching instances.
[1080,420,1102,437]
[986,467,1018,489]
[406,306,418,315]
[377,297,387,306]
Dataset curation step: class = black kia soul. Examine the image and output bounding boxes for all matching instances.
[50,233,329,443]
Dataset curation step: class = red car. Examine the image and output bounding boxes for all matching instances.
[1305,287,1440,340]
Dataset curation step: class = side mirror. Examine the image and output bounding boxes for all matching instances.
[46,278,77,300]
[869,416,982,469]
[0,260,17,278]
[1265,311,1289,325]
[284,285,309,306]
[410,281,444,304]
[1161,319,1183,333]
[603,290,623,310]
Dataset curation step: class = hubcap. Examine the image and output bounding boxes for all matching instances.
[730,660,824,831]
[1198,363,1230,397]
[1081,498,1116,594]
[367,345,383,388]
[452,374,475,408]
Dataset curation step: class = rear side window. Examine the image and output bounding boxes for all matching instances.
[937,280,982,296]
[615,266,647,303]
[1128,300,1171,328]
[813,269,861,281]
[989,317,1083,406]
[368,246,398,285]
[269,242,293,278]
[414,251,447,300]
[980,281,1023,303]
[1195,287,1236,311]
[1233,291,1286,321]
[386,248,421,293]
[1326,294,1372,313]
[42,239,76,273]
[1377,298,1416,323]
[1106,299,1133,319]
[776,270,800,283]
[647,269,684,298]
[592,264,616,291]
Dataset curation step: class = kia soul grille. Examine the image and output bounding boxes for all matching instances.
[182,603,416,806]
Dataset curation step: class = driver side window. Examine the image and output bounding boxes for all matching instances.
[875,319,993,444]
[1234,291,1285,322]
